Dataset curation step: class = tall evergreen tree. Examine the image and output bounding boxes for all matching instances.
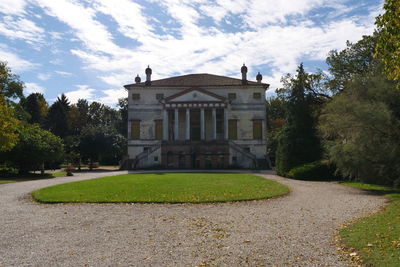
[275,64,322,175]
[46,94,71,138]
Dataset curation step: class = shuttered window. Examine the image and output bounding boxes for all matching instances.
[253,120,262,140]
[132,93,140,100]
[253,92,261,99]
[131,120,140,139]
[228,93,236,100]
[155,120,163,140]
[228,119,237,140]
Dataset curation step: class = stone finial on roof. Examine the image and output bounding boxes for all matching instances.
[241,63,248,85]
[145,65,152,75]
[256,72,262,83]
[145,65,152,86]
[135,74,141,84]
[241,63,248,73]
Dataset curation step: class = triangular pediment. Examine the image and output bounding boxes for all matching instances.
[164,87,225,103]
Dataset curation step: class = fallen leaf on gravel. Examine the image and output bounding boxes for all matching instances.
[350,252,357,256]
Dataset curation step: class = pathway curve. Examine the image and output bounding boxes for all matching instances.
[0,171,387,266]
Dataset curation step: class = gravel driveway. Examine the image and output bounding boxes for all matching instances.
[0,171,386,266]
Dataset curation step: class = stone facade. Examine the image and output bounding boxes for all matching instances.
[124,65,269,169]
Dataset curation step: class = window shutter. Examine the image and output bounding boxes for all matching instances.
[155,120,163,140]
[131,121,140,139]
[228,120,237,140]
[253,120,262,140]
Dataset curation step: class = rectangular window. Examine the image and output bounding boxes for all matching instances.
[132,93,140,100]
[228,119,237,140]
[156,93,164,100]
[228,93,236,100]
[253,92,261,99]
[131,120,140,139]
[155,120,163,140]
[253,120,262,140]
[154,156,158,162]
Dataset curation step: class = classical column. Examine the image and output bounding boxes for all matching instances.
[212,107,216,140]
[224,107,228,140]
[200,108,205,140]
[174,108,179,140]
[185,108,190,140]
[163,109,168,140]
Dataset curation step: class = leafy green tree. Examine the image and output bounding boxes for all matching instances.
[275,64,322,175]
[46,94,71,138]
[79,125,126,166]
[0,95,19,152]
[21,93,48,126]
[319,74,400,186]
[87,101,121,129]
[4,124,64,173]
[0,61,24,102]
[326,35,379,93]
[375,0,400,81]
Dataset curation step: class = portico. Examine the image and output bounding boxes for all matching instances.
[162,87,229,141]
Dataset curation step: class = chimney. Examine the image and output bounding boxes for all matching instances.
[145,65,152,86]
[241,63,248,85]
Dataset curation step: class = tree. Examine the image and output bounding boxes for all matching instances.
[79,125,126,166]
[46,94,71,138]
[0,95,19,152]
[0,61,24,102]
[275,64,322,175]
[117,97,128,137]
[375,0,400,81]
[4,124,64,173]
[21,93,48,126]
[319,74,400,186]
[87,101,120,128]
[266,97,286,165]
[326,35,379,93]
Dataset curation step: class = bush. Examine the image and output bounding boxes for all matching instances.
[286,162,338,181]
[64,165,75,176]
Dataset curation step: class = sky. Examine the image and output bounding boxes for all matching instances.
[0,0,383,107]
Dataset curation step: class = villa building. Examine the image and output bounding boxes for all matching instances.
[123,64,269,169]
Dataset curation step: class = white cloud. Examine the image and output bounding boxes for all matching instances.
[95,89,127,106]
[35,0,124,54]
[25,82,45,94]
[0,45,37,72]
[55,70,73,76]
[37,73,51,81]
[0,0,27,15]
[63,85,96,104]
[0,16,45,45]
[93,0,154,40]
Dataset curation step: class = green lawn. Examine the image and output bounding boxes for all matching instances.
[32,173,289,203]
[340,182,400,266]
[0,170,67,184]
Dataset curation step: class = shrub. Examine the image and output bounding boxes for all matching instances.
[65,165,75,176]
[286,162,338,181]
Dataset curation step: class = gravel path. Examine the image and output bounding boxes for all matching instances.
[0,171,387,267]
